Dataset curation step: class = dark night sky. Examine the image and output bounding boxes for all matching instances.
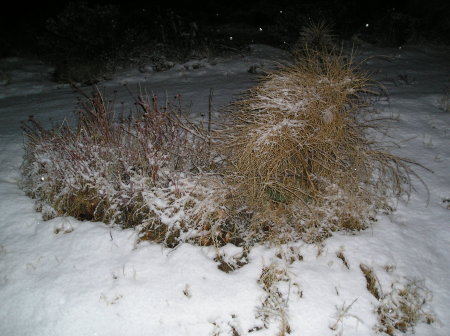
[1,0,421,28]
[3,0,446,27]
[1,0,449,57]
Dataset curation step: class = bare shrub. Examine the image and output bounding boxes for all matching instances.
[217,50,415,243]
[20,87,219,246]
[20,86,266,248]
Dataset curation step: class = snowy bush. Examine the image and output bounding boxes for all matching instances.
[21,86,290,248]
[21,88,235,247]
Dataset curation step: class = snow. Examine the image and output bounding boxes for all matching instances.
[1,44,449,335]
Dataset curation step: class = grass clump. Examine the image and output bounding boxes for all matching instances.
[376,280,435,335]
[358,265,435,335]
[218,49,414,243]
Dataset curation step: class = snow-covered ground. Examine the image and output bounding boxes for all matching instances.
[0,44,449,336]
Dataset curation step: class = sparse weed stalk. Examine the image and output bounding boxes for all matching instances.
[257,262,292,335]
[329,298,362,334]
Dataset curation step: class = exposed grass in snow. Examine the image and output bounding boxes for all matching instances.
[359,263,436,335]
[360,263,383,300]
[257,262,292,335]
[376,278,435,335]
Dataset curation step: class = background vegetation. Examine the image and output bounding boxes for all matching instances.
[1,1,449,83]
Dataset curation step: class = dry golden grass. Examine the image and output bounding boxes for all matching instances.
[223,52,367,202]
[216,50,414,243]
[336,248,350,269]
[360,264,382,300]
